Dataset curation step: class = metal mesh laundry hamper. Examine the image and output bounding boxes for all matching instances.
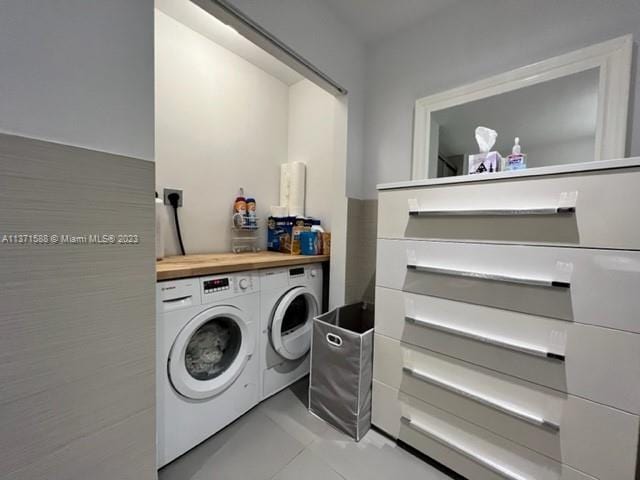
[309,302,374,441]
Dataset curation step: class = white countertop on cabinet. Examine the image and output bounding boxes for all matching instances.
[377,157,640,190]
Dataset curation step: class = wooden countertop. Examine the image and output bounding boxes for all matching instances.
[157,252,330,281]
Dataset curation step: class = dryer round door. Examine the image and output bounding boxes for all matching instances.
[270,286,318,361]
[169,305,254,400]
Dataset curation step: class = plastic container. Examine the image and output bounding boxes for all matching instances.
[234,196,247,215]
[246,197,257,226]
[300,230,319,255]
[505,137,527,171]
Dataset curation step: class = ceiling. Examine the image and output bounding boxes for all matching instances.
[155,0,303,85]
[156,0,461,81]
[322,0,459,44]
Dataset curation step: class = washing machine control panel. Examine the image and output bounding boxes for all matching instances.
[203,277,231,294]
[289,267,306,277]
[200,272,257,303]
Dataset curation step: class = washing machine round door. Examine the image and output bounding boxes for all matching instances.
[169,305,254,400]
[270,287,318,361]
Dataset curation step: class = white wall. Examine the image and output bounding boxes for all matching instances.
[288,80,337,229]
[0,2,156,479]
[227,0,366,307]
[227,0,366,199]
[0,0,154,161]
[363,0,640,197]
[155,9,290,255]
[156,0,303,86]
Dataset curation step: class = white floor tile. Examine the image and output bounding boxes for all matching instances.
[308,427,451,480]
[271,449,345,480]
[159,408,305,480]
[159,380,453,480]
[259,383,329,446]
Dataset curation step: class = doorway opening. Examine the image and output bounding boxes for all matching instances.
[154,1,348,291]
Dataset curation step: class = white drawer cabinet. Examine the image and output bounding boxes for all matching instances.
[378,166,640,250]
[377,238,640,333]
[373,162,640,480]
[375,287,640,413]
[373,334,639,480]
[372,381,598,480]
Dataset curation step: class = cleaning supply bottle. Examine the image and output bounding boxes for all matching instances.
[505,137,527,171]
[234,192,247,215]
[246,197,257,227]
[233,188,248,229]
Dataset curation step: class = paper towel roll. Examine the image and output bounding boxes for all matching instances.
[288,161,306,217]
[280,163,291,212]
[270,205,288,217]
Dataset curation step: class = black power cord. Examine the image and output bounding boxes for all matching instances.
[168,193,186,256]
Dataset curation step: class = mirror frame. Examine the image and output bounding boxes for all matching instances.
[412,35,633,180]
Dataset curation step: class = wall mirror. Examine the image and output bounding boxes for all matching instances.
[412,35,633,179]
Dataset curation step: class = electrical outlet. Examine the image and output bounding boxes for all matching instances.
[163,188,183,207]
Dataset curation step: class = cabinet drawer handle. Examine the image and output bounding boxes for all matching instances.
[404,315,565,362]
[408,206,575,217]
[400,416,531,480]
[403,367,560,432]
[406,263,571,289]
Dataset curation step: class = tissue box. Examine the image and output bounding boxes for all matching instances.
[468,151,502,175]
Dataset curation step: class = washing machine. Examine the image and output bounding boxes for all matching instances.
[259,263,323,400]
[156,271,260,468]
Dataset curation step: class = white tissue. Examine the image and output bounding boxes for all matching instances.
[475,126,498,153]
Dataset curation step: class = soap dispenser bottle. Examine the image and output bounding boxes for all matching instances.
[506,137,527,171]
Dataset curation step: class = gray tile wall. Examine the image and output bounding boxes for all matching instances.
[345,198,378,305]
[0,134,156,479]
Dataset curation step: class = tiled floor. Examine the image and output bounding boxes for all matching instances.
[159,379,452,480]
